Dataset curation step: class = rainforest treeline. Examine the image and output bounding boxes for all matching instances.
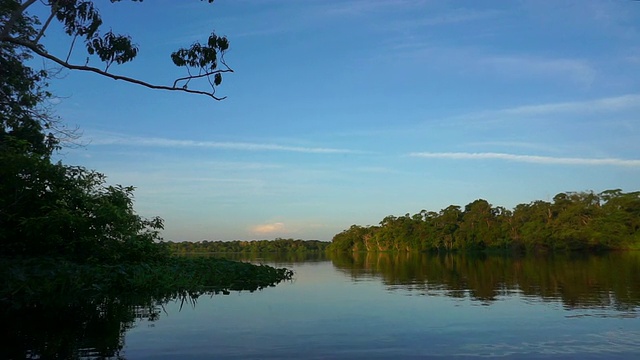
[328,190,640,253]
[167,238,331,254]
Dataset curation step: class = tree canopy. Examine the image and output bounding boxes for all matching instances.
[329,190,640,253]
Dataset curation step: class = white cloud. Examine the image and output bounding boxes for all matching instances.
[465,141,556,152]
[409,152,640,167]
[494,94,640,117]
[88,132,361,154]
[251,222,286,234]
[386,40,598,88]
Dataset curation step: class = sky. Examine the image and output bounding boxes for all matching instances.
[31,0,640,241]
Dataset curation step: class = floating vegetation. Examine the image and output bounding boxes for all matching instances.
[1,256,294,309]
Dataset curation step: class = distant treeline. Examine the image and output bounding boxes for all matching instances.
[328,190,640,253]
[166,238,331,254]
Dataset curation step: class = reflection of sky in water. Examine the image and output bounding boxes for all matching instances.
[124,261,640,359]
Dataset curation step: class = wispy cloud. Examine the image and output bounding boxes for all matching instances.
[385,43,598,88]
[465,141,558,152]
[445,93,640,126]
[401,8,503,27]
[481,56,596,87]
[89,132,362,154]
[409,152,640,167]
[493,94,640,117]
[322,0,426,16]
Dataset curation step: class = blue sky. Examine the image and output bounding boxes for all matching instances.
[35,0,640,241]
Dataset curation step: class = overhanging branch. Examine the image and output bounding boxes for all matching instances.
[3,36,232,100]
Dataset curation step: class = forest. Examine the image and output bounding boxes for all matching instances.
[167,238,331,254]
[328,190,640,253]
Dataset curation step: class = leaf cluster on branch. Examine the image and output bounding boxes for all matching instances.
[0,0,232,100]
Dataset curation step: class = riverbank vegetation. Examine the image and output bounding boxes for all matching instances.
[167,238,331,254]
[1,257,293,309]
[329,190,640,253]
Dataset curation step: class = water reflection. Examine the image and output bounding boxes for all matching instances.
[330,251,640,311]
[2,294,166,359]
[1,291,228,359]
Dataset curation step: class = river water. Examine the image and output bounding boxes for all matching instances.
[7,252,640,359]
[120,252,640,359]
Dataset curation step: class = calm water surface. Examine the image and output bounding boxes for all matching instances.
[121,252,640,359]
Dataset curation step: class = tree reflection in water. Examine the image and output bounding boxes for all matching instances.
[330,251,640,311]
[1,291,210,359]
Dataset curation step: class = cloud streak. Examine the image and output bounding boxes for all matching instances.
[409,152,640,167]
[493,94,640,117]
[442,93,640,126]
[89,133,361,154]
[402,8,504,27]
[482,56,596,87]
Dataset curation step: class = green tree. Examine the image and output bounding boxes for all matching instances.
[510,200,552,251]
[458,199,496,250]
[436,205,462,251]
[330,225,370,252]
[550,192,601,250]
[374,215,417,252]
[0,138,167,262]
[595,190,640,249]
[416,210,440,251]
